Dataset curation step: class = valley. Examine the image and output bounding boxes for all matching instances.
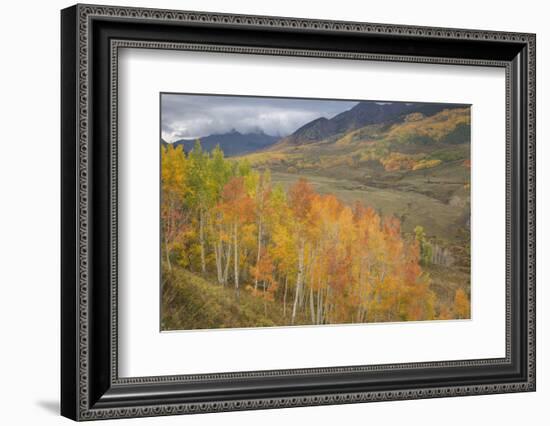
[268,170,467,244]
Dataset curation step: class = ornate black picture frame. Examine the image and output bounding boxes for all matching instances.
[61,4,536,421]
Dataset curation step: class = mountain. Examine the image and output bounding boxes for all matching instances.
[276,101,468,147]
[241,106,471,189]
[240,106,471,242]
[282,117,339,145]
[172,130,279,157]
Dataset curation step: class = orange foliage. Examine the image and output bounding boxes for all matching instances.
[219,177,254,223]
[453,288,470,319]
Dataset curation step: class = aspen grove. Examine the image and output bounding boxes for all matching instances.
[161,141,452,326]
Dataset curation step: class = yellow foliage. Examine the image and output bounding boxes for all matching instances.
[380,152,418,171]
[412,159,442,171]
[388,107,470,143]
[404,112,425,122]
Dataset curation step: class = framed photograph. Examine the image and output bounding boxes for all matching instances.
[61,4,536,421]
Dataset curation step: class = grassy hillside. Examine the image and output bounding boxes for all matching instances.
[162,266,311,330]
[273,101,467,148]
[239,108,470,192]
[161,263,470,331]
[238,108,471,247]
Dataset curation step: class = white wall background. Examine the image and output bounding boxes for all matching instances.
[0,0,546,424]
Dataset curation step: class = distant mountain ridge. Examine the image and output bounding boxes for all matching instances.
[171,130,279,157]
[162,101,469,157]
[276,101,469,147]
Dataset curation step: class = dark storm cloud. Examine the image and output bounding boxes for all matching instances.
[161,94,358,142]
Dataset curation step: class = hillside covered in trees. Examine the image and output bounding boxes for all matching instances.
[161,105,471,330]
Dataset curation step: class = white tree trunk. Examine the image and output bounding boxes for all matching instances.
[291,240,305,324]
[283,276,288,318]
[254,219,262,290]
[233,222,239,293]
[309,286,315,324]
[214,239,223,284]
[199,209,206,274]
[223,242,232,285]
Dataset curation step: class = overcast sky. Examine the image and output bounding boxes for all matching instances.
[161,94,358,142]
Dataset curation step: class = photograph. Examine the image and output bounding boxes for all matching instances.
[160,93,472,331]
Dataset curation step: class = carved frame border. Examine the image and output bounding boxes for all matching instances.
[62,3,535,421]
